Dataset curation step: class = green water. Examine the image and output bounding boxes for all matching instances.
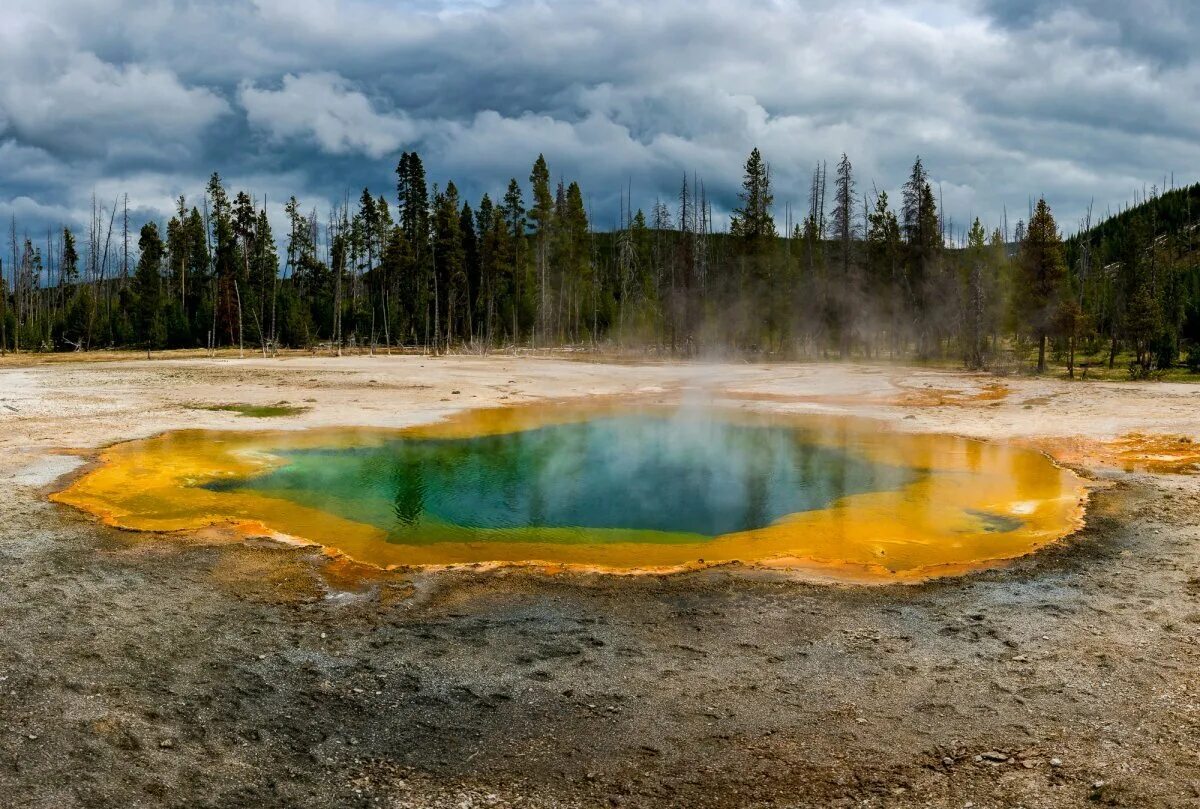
[206,412,918,543]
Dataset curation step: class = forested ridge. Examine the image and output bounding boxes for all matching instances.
[1,149,1198,375]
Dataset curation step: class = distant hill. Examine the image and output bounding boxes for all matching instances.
[1066,183,1200,370]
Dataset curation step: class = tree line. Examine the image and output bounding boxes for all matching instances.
[1,149,1197,374]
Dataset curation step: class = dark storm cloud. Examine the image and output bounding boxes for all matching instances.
[982,0,1200,66]
[2,0,1199,246]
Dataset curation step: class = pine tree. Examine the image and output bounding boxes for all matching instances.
[1016,198,1067,373]
[830,153,858,356]
[396,152,431,346]
[561,181,590,341]
[901,157,940,356]
[963,217,988,369]
[459,201,480,341]
[1125,278,1161,375]
[253,208,278,352]
[61,228,79,286]
[432,182,465,351]
[730,147,776,246]
[501,178,526,341]
[132,222,165,355]
[528,155,554,342]
[207,173,238,346]
[476,193,499,344]
[866,191,902,355]
[831,154,857,258]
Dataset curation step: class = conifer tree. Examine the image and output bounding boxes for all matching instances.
[866,191,902,355]
[432,182,465,351]
[61,228,79,286]
[132,222,165,355]
[501,178,526,340]
[963,217,988,369]
[459,201,479,340]
[1015,198,1066,373]
[730,147,776,246]
[528,155,554,342]
[901,157,940,355]
[830,153,857,355]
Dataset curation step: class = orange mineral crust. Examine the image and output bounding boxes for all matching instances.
[53,403,1088,583]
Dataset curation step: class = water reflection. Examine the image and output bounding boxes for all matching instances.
[211,413,918,540]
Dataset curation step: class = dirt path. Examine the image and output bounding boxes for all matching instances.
[1,354,1198,807]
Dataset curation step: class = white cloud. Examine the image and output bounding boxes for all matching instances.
[239,72,419,158]
[0,50,228,156]
[2,0,1200,240]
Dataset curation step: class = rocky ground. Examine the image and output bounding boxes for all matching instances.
[0,352,1198,808]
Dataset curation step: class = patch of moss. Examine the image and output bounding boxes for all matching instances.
[189,402,309,418]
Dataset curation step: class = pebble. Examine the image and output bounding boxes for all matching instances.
[1050,757,1063,767]
[942,756,954,766]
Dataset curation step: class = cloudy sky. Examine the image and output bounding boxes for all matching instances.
[2,0,1198,247]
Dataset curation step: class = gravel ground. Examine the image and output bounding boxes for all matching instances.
[1,353,1198,808]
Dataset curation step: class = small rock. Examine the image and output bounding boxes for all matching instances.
[981,750,1008,762]
[159,738,175,749]
[1050,757,1063,767]
[942,756,954,766]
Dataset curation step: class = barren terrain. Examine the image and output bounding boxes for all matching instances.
[1,352,1199,808]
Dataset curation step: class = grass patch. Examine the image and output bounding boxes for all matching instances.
[189,402,310,418]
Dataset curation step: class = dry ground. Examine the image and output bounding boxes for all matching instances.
[1,352,1199,808]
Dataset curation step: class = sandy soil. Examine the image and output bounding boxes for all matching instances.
[1,352,1199,808]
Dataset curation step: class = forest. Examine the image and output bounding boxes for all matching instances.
[2,149,1198,376]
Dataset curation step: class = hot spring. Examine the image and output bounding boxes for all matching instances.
[53,403,1087,581]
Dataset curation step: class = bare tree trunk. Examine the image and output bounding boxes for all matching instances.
[99,198,118,344]
[234,279,245,358]
[382,287,391,355]
[10,216,19,353]
[1,256,6,356]
[122,194,129,284]
[250,298,268,358]
[333,253,342,357]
